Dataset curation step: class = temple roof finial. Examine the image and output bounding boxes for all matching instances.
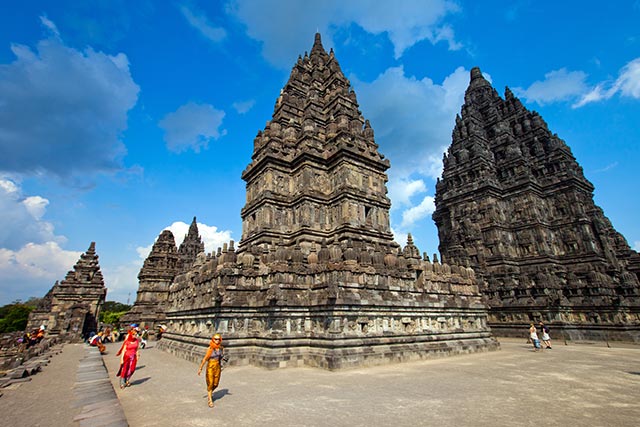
[310,32,326,58]
[470,67,484,81]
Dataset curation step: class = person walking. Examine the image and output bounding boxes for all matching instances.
[529,324,541,351]
[197,333,225,408]
[140,326,149,349]
[539,321,552,349]
[116,325,141,388]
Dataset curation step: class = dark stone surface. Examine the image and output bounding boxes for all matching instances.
[155,34,498,369]
[26,242,107,342]
[433,67,640,341]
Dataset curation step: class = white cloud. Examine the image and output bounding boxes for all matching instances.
[513,68,589,105]
[354,65,468,180]
[0,177,62,249]
[573,84,608,108]
[179,3,226,43]
[0,177,88,304]
[516,58,640,108]
[163,220,233,254]
[593,162,619,173]
[401,195,436,228]
[0,20,140,179]
[614,57,640,98]
[159,102,226,153]
[391,227,408,248]
[351,65,469,241]
[227,0,461,67]
[634,241,640,252]
[23,196,49,220]
[388,178,427,208]
[102,259,142,305]
[39,15,60,38]
[0,242,82,305]
[233,99,256,114]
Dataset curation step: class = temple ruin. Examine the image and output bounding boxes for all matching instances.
[26,242,107,341]
[122,217,204,329]
[433,68,640,341]
[156,34,498,369]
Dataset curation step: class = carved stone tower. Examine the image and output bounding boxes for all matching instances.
[27,242,107,341]
[158,35,497,370]
[121,229,181,328]
[240,33,394,253]
[433,67,640,341]
[178,216,205,271]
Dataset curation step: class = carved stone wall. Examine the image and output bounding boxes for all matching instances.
[433,68,640,341]
[158,34,498,369]
[160,238,496,369]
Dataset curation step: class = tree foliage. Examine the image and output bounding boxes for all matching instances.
[99,301,132,325]
[0,302,35,333]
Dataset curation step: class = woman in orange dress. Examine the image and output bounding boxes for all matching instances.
[116,326,140,389]
[197,333,225,408]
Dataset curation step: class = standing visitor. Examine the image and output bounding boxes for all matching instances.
[140,326,149,349]
[197,333,225,408]
[539,321,552,349]
[116,325,141,388]
[529,324,541,351]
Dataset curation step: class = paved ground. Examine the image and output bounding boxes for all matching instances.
[99,338,640,427]
[1,343,126,426]
[2,339,639,426]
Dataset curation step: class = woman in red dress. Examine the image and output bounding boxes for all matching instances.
[116,325,140,388]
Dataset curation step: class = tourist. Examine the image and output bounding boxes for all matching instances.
[103,327,111,343]
[116,325,141,389]
[35,325,45,343]
[197,333,225,408]
[140,326,149,349]
[529,324,541,351]
[89,331,106,354]
[539,321,552,349]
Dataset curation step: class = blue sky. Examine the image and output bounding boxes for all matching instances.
[1,1,639,305]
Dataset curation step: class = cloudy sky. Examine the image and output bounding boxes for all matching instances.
[1,1,639,304]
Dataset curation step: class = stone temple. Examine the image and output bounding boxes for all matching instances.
[122,217,204,329]
[27,242,107,341]
[156,34,498,369]
[433,68,640,341]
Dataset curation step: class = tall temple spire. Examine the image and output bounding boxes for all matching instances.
[240,33,395,253]
[27,242,107,341]
[434,66,640,341]
[122,229,181,328]
[178,216,205,271]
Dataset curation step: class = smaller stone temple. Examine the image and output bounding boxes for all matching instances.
[121,217,204,328]
[26,242,107,341]
[156,34,498,370]
[433,67,640,341]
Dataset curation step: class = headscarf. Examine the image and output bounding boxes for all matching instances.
[208,333,222,351]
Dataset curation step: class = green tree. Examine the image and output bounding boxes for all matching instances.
[0,302,35,333]
[99,301,132,325]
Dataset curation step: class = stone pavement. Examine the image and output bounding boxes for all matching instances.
[1,342,126,426]
[101,338,640,427]
[2,339,639,426]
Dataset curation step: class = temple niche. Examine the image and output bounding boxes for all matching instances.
[433,67,640,341]
[122,217,204,329]
[156,34,498,370]
[26,242,107,341]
